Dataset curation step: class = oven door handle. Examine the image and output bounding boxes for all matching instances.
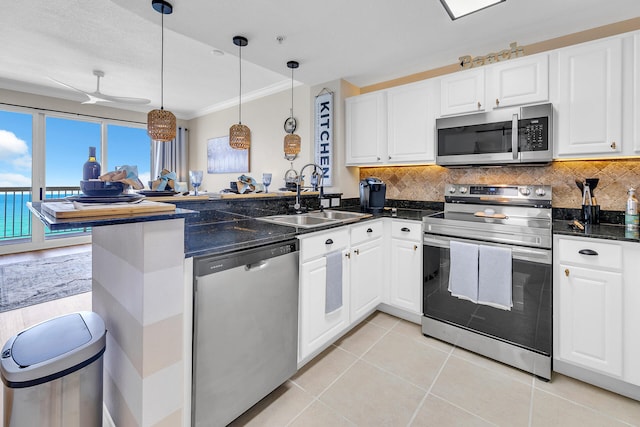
[423,235,551,264]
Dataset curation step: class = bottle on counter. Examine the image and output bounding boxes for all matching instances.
[625,188,639,230]
[83,146,101,180]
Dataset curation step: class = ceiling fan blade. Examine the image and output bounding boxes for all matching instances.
[49,77,91,96]
[92,92,151,105]
[81,93,113,104]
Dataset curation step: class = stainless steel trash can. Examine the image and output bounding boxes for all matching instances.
[1,311,106,427]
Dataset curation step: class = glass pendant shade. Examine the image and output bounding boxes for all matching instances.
[284,133,301,155]
[229,123,251,150]
[148,108,177,141]
[229,35,250,150]
[147,0,176,142]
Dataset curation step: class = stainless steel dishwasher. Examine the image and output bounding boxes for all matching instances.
[192,240,299,427]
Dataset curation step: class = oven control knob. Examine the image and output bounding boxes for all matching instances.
[459,186,468,194]
[448,186,456,194]
[535,187,546,197]
[519,187,531,196]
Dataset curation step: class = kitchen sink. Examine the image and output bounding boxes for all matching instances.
[257,210,371,229]
[307,210,371,222]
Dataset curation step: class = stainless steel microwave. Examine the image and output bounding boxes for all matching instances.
[436,103,553,167]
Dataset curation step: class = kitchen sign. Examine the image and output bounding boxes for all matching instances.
[459,41,524,69]
[314,90,333,186]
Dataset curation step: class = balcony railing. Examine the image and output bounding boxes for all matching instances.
[1,186,89,243]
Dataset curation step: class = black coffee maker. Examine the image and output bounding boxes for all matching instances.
[359,177,386,213]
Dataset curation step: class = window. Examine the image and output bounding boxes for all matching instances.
[107,124,152,187]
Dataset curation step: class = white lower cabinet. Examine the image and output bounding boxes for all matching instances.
[388,221,423,315]
[298,228,350,362]
[554,235,640,391]
[350,220,384,322]
[298,218,424,364]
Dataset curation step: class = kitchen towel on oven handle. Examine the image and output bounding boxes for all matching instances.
[448,241,479,303]
[478,245,513,310]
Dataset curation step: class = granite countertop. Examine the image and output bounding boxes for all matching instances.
[553,219,640,243]
[28,201,199,231]
[184,207,435,258]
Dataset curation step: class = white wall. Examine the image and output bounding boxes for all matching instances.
[188,79,362,198]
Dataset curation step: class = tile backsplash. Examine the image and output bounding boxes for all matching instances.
[360,159,640,211]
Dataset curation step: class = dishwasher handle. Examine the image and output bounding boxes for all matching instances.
[194,240,298,276]
[245,260,268,271]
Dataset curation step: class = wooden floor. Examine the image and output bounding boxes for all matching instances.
[0,244,93,421]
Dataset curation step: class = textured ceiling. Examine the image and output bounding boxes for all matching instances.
[1,0,638,119]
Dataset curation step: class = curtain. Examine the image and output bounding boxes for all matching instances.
[152,127,188,182]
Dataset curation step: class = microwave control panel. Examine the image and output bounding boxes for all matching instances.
[520,117,548,152]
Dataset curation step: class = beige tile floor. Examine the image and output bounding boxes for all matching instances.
[232,311,640,427]
[1,293,639,426]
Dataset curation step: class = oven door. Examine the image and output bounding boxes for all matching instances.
[423,234,552,356]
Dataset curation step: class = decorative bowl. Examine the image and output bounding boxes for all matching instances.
[80,180,124,197]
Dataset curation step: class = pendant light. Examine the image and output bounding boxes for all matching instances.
[284,60,301,157]
[229,36,251,150]
[147,0,176,142]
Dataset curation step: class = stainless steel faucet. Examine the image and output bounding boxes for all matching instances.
[294,163,325,212]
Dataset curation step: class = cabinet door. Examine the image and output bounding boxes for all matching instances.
[556,263,623,377]
[299,251,350,361]
[387,81,435,163]
[489,55,548,108]
[556,38,622,156]
[350,238,383,322]
[345,92,386,165]
[440,68,485,116]
[389,238,422,315]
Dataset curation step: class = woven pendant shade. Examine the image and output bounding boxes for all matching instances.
[229,123,251,150]
[284,133,301,155]
[148,108,176,141]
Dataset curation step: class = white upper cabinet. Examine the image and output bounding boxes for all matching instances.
[386,80,435,163]
[440,68,485,116]
[488,54,549,109]
[345,91,386,165]
[555,37,623,157]
[345,80,436,166]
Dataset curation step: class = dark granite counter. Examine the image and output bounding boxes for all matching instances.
[552,207,640,243]
[553,220,640,243]
[27,201,199,231]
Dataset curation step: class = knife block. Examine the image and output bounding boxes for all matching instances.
[582,205,600,225]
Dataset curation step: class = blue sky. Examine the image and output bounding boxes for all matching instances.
[0,110,151,187]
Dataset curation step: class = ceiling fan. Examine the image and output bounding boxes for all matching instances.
[50,70,150,105]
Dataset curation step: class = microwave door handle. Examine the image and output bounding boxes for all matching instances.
[512,113,519,160]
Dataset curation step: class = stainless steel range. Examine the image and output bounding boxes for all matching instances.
[422,183,552,379]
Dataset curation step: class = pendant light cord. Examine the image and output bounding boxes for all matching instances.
[290,66,294,117]
[160,8,165,110]
[238,43,242,124]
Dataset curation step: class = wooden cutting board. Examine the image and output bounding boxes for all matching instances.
[42,200,176,219]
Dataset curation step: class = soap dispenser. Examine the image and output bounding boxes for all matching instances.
[625,188,639,230]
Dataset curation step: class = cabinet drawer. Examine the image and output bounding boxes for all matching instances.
[557,237,622,270]
[299,228,349,262]
[350,220,383,245]
[391,220,422,241]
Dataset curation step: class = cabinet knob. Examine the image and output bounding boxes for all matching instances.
[377,157,380,161]
[565,268,570,277]
[366,228,373,233]
[477,101,482,109]
[325,238,334,245]
[495,98,500,106]
[401,227,410,232]
[354,249,360,255]
[610,141,617,150]
[578,249,599,256]
[345,252,351,259]
[413,245,418,251]
[388,156,392,160]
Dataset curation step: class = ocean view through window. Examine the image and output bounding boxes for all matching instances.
[0,107,151,245]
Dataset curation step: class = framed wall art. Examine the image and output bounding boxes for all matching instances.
[207,135,249,174]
